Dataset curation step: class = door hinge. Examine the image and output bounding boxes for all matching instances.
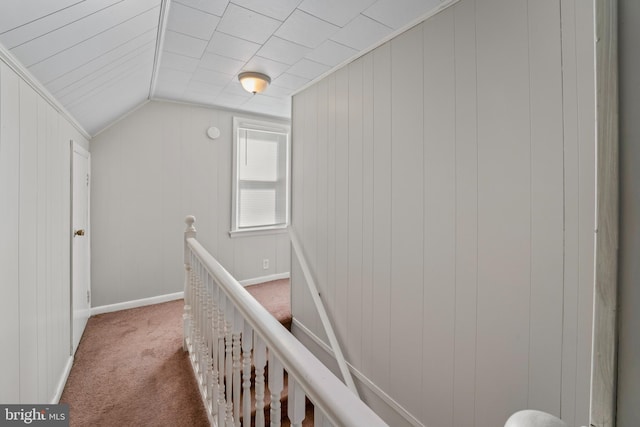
[86,174,89,186]
[87,290,91,304]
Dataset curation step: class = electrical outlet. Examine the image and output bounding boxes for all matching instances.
[262,259,269,270]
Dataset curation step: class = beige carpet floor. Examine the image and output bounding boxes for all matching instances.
[60,299,209,426]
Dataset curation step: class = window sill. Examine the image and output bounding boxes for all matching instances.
[228,226,289,239]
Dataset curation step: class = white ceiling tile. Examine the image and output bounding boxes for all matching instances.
[0,0,122,49]
[182,90,222,105]
[257,37,311,65]
[156,67,193,88]
[298,0,377,27]
[45,29,157,94]
[230,0,301,21]
[305,39,358,67]
[164,30,208,58]
[11,0,160,67]
[260,84,295,98]
[0,0,79,33]
[330,14,392,51]
[154,86,187,100]
[68,66,152,135]
[56,45,155,100]
[243,56,290,80]
[271,73,309,90]
[223,81,256,98]
[363,0,441,29]
[216,3,281,44]
[160,51,201,73]
[213,92,251,107]
[167,2,220,41]
[200,53,245,75]
[286,58,330,79]
[206,32,260,61]
[186,80,225,96]
[191,68,235,86]
[60,50,154,106]
[274,9,339,49]
[173,0,229,17]
[27,9,159,84]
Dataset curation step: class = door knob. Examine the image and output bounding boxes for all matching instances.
[74,229,85,237]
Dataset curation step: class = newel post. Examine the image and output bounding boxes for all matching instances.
[183,215,196,351]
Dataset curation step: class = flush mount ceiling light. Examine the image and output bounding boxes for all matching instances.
[238,71,271,94]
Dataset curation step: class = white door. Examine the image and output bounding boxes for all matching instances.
[72,141,90,354]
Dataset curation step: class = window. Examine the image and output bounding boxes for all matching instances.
[231,117,290,235]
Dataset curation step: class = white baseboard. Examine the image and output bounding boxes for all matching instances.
[51,356,74,404]
[292,319,425,427]
[239,272,290,287]
[91,291,184,316]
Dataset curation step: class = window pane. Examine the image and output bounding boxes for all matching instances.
[239,188,278,228]
[233,118,290,232]
[239,129,280,182]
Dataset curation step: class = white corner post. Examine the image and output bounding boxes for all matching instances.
[183,215,196,351]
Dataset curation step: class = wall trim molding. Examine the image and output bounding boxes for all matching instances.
[292,319,425,427]
[0,43,90,140]
[51,356,74,404]
[239,272,290,287]
[91,291,184,316]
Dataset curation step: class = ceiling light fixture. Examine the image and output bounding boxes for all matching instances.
[238,71,271,94]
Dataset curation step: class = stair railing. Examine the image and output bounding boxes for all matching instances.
[182,216,387,427]
[289,228,358,396]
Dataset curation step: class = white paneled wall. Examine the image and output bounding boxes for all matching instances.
[0,61,89,403]
[290,0,596,426]
[90,101,290,307]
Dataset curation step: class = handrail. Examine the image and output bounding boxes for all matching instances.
[289,228,358,395]
[183,216,387,427]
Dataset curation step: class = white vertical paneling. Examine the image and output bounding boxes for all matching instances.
[347,58,364,367]
[422,8,456,426]
[475,0,532,424]
[19,81,39,402]
[0,62,21,403]
[0,57,87,406]
[559,1,580,424]
[303,84,319,334]
[333,67,349,349]
[574,1,596,424]
[316,77,329,344]
[389,25,424,415]
[216,110,236,275]
[527,0,564,415]
[158,102,183,293]
[289,0,598,425]
[452,1,478,425]
[360,52,374,378]
[291,93,305,324]
[36,97,48,402]
[370,42,392,391]
[91,102,290,307]
[325,74,337,328]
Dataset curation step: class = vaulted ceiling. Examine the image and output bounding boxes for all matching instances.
[0,0,448,135]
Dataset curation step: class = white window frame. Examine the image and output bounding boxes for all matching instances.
[230,116,291,237]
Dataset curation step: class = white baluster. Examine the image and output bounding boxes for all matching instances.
[253,336,267,427]
[233,309,243,427]
[241,321,253,427]
[225,296,235,427]
[210,281,220,417]
[183,216,196,351]
[268,352,284,427]
[288,380,306,427]
[205,276,214,413]
[217,294,227,427]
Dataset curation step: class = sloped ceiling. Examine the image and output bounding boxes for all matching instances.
[0,0,449,136]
